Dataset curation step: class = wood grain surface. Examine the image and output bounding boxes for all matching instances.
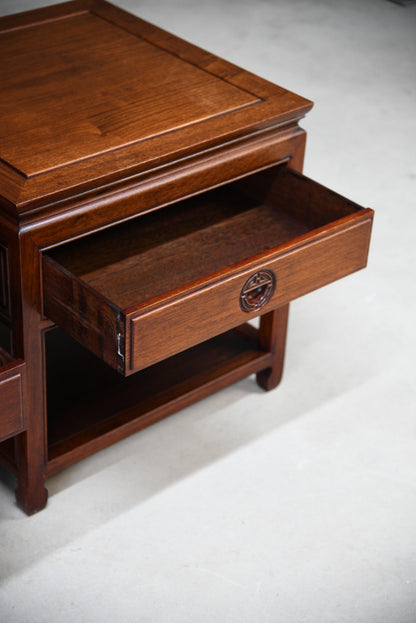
[0,0,312,211]
[0,350,24,442]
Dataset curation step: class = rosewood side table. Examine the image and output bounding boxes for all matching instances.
[0,0,373,514]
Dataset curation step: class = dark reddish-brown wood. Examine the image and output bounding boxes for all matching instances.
[0,349,24,442]
[43,167,372,375]
[257,306,290,391]
[44,327,273,475]
[0,244,9,317]
[0,1,373,514]
[0,0,312,213]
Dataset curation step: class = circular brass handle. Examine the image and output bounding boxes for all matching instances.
[240,270,276,312]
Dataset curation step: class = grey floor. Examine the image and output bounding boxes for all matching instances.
[1,0,415,621]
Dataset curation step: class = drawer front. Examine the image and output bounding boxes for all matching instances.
[128,216,372,372]
[0,349,25,442]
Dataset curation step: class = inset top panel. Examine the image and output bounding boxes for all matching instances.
[0,0,312,211]
[1,12,257,176]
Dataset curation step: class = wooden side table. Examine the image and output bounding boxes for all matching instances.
[0,0,373,514]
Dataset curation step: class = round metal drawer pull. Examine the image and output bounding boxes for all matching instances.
[239,269,276,312]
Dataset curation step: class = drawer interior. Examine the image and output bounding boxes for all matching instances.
[46,165,362,311]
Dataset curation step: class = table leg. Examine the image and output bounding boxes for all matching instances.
[256,304,289,391]
[12,234,49,514]
[15,430,48,515]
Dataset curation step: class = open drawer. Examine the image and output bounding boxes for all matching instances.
[0,347,25,442]
[43,165,373,376]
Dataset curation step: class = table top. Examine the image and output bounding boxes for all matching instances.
[0,0,312,215]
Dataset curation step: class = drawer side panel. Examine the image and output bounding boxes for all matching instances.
[43,256,125,374]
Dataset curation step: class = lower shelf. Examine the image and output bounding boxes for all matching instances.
[45,325,271,476]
